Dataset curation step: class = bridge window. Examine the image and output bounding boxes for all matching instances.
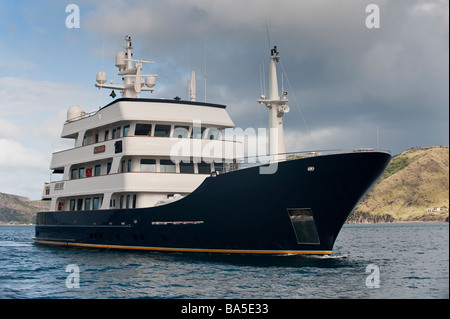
[197,161,212,174]
[154,124,171,137]
[140,159,156,172]
[179,162,195,174]
[160,159,176,173]
[173,125,190,138]
[191,127,206,139]
[135,123,152,136]
[207,128,221,140]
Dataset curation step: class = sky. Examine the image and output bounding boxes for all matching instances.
[0,0,448,200]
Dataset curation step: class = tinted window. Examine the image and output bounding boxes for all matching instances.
[160,159,176,173]
[77,198,83,211]
[154,124,171,137]
[208,128,221,140]
[197,161,211,174]
[123,125,130,136]
[191,127,206,139]
[173,125,190,138]
[213,162,225,174]
[140,159,156,172]
[179,162,195,174]
[70,199,76,211]
[135,124,152,136]
[93,197,100,210]
[85,198,91,210]
[94,164,101,176]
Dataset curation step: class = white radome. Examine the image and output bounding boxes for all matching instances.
[66,105,85,122]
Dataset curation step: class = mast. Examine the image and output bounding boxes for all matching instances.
[95,35,157,98]
[258,46,290,161]
[189,70,196,102]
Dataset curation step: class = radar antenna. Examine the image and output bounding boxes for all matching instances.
[95,36,158,98]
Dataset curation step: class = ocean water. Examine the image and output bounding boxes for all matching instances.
[0,223,448,299]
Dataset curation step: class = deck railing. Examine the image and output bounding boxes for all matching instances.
[227,148,391,172]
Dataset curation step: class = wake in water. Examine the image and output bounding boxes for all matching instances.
[302,253,349,259]
[0,241,33,247]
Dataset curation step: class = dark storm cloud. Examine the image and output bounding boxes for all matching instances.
[84,0,448,155]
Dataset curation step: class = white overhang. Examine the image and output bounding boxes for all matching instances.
[61,98,234,138]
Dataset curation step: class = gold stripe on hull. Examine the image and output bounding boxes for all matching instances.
[33,239,332,255]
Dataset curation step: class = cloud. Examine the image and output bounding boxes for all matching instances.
[0,138,48,169]
[0,118,22,140]
[96,0,446,157]
[0,138,50,199]
[0,76,100,198]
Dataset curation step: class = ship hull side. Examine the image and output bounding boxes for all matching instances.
[34,151,391,254]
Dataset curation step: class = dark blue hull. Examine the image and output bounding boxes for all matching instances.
[34,151,391,255]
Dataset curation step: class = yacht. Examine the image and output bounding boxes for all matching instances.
[34,36,391,254]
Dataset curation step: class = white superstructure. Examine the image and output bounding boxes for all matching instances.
[42,36,242,212]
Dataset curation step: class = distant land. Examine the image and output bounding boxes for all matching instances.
[0,192,49,225]
[0,146,448,225]
[348,146,449,223]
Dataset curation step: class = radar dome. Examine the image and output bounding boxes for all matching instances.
[67,105,85,122]
[145,76,156,88]
[115,52,126,70]
[96,71,107,84]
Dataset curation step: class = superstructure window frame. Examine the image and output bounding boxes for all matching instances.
[179,161,195,174]
[123,125,130,137]
[160,159,176,173]
[191,126,206,139]
[154,124,171,137]
[85,197,91,211]
[135,123,152,136]
[93,197,100,210]
[71,168,77,180]
[173,125,190,138]
[207,127,221,140]
[197,161,212,174]
[140,159,156,172]
[79,167,85,178]
[70,199,76,211]
[94,164,101,176]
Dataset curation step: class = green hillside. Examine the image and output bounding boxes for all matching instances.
[348,146,449,223]
[0,192,49,224]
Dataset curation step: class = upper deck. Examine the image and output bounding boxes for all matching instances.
[62,98,234,139]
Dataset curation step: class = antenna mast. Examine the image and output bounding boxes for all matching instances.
[190,70,196,102]
[95,36,158,98]
[258,46,290,162]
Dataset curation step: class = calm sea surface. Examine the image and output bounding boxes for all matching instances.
[0,223,448,299]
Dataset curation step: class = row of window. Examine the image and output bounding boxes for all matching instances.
[82,123,222,147]
[134,124,220,140]
[71,163,111,179]
[112,194,137,209]
[139,159,220,174]
[70,158,227,180]
[83,125,131,146]
[61,194,138,211]
[64,196,102,211]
